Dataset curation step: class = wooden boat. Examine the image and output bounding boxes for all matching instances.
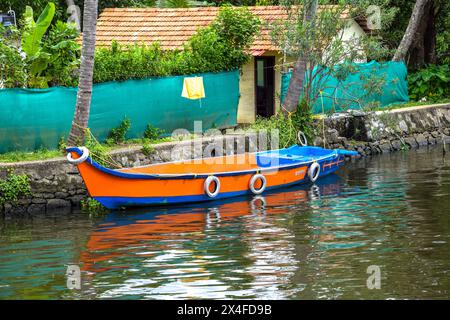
[80,174,344,272]
[67,144,357,209]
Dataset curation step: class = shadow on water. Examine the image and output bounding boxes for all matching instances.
[1,145,450,299]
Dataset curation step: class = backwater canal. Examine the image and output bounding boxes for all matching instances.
[1,145,449,299]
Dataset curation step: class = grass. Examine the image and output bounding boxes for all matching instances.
[378,98,450,111]
[0,149,63,163]
[0,136,175,164]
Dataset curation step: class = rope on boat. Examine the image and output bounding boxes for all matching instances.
[69,123,123,169]
[320,91,326,148]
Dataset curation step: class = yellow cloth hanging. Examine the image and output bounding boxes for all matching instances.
[181,76,205,100]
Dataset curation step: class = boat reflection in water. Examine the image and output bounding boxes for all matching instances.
[79,174,345,299]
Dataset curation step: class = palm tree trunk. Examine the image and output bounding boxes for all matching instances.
[393,0,431,62]
[282,0,318,114]
[67,0,98,146]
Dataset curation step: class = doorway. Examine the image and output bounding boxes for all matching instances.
[254,56,275,118]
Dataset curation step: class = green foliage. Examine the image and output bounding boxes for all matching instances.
[21,3,56,57]
[42,21,81,87]
[107,117,131,144]
[210,4,261,56]
[83,131,113,167]
[81,197,108,215]
[165,0,190,8]
[143,124,164,141]
[141,143,155,156]
[0,28,27,88]
[1,1,157,24]
[250,103,313,148]
[3,4,259,87]
[381,0,450,67]
[1,1,70,25]
[408,64,450,102]
[93,42,176,82]
[58,135,67,153]
[1,2,80,88]
[0,170,31,206]
[0,2,79,88]
[21,3,56,87]
[272,1,393,110]
[93,6,260,83]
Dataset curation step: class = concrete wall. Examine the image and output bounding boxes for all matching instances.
[323,19,367,64]
[237,61,256,124]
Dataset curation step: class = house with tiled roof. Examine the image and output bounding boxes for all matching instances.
[95,6,368,123]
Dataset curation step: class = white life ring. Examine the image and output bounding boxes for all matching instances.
[308,162,320,182]
[249,174,267,195]
[309,184,321,200]
[67,147,90,165]
[250,195,266,214]
[297,131,308,146]
[204,176,220,198]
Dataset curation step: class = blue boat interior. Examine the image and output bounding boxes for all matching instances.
[256,145,344,167]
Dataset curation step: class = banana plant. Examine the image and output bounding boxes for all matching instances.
[21,2,55,87]
[22,3,55,57]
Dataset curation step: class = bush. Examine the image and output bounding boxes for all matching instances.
[0,26,27,88]
[0,170,31,206]
[2,5,260,88]
[107,117,131,144]
[250,105,313,148]
[408,64,450,102]
[93,6,260,83]
[143,124,164,141]
[0,3,80,89]
[81,197,107,215]
[141,143,155,156]
[42,21,80,87]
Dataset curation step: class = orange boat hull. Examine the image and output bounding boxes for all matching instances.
[67,145,355,209]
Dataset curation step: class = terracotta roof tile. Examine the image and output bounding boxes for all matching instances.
[95,5,355,54]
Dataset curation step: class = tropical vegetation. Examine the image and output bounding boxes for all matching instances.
[0,2,80,88]
[1,3,260,90]
[92,5,261,83]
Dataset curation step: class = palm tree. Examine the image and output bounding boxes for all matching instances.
[67,0,98,146]
[282,0,317,114]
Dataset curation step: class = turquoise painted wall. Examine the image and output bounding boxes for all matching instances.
[0,70,239,153]
[280,61,409,113]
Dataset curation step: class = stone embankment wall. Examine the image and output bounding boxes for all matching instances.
[1,103,450,215]
[0,135,261,215]
[315,103,450,157]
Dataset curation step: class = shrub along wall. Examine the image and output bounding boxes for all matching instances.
[0,5,260,89]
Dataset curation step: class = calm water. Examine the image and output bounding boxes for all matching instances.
[1,146,450,300]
